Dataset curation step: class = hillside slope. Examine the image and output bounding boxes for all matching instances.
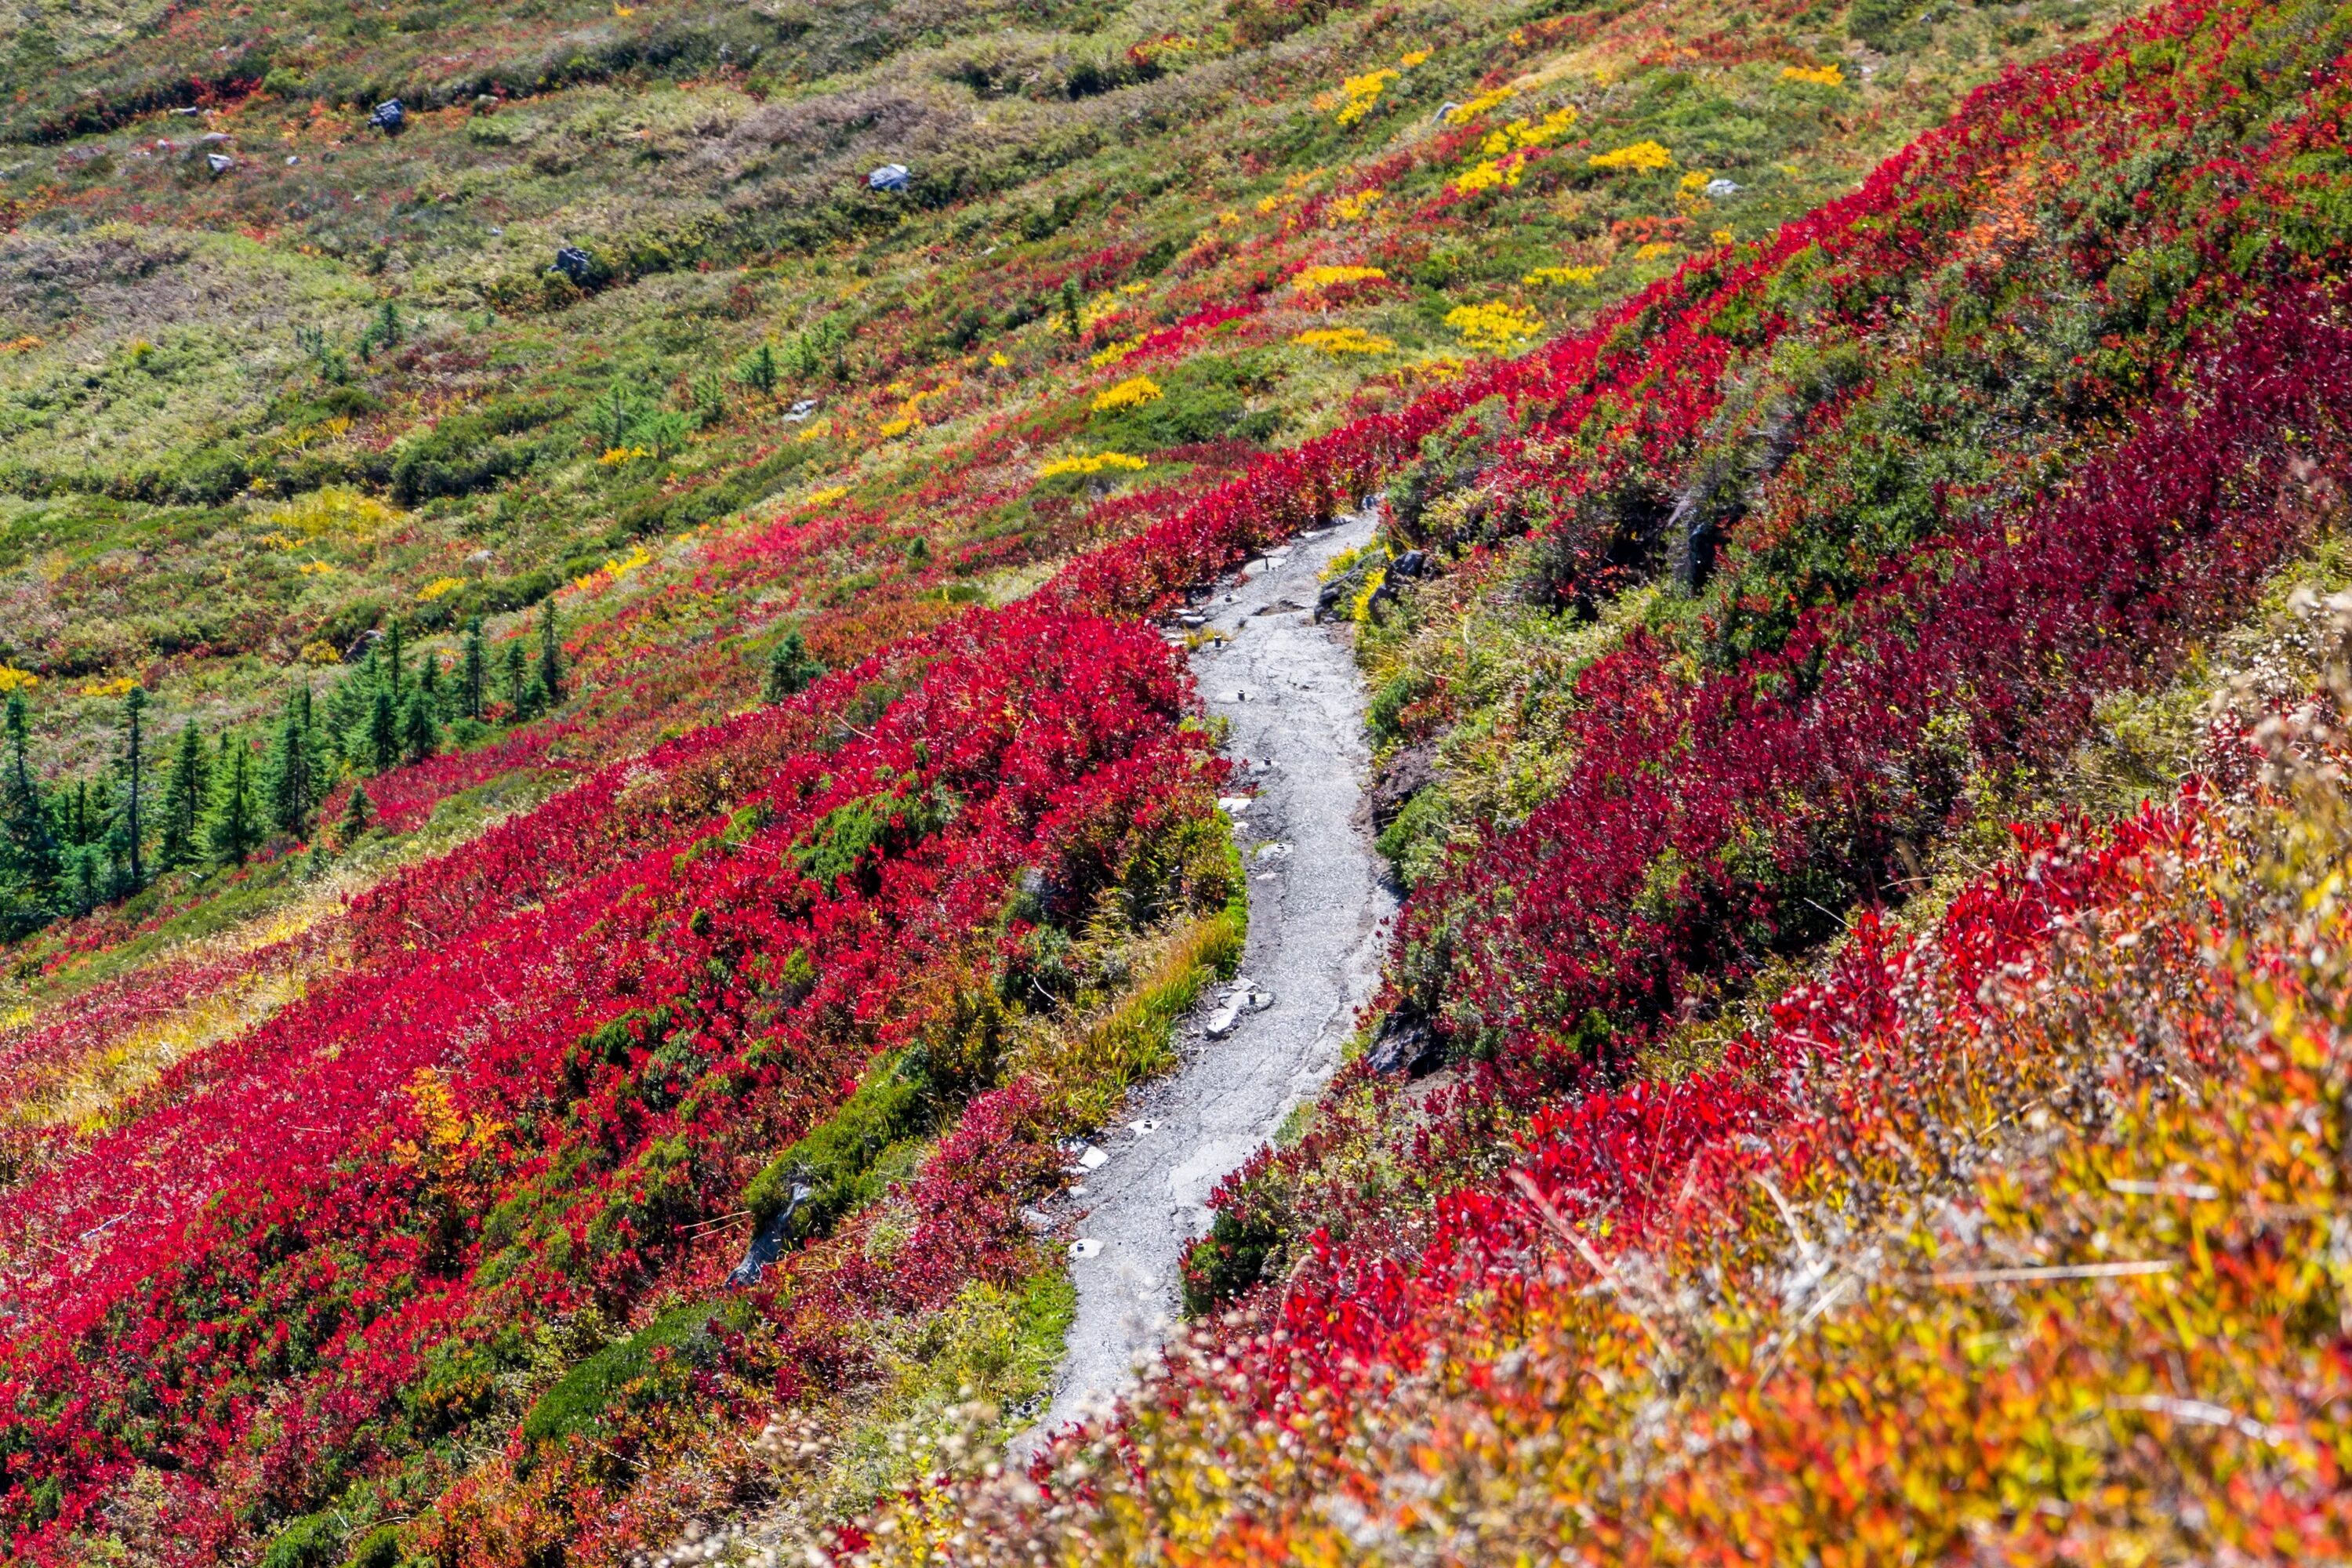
[846,0,2352,1559]
[1,0,2336,1564]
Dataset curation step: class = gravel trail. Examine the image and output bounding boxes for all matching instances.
[1018,510,1394,1451]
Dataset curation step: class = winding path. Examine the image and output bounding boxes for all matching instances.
[1020,510,1396,1450]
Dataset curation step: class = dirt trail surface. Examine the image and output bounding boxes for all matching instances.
[1019,510,1396,1452]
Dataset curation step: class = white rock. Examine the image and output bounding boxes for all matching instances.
[1076,1144,1108,1171]
[1070,1237,1102,1258]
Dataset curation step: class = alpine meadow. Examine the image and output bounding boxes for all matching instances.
[6,0,2352,1563]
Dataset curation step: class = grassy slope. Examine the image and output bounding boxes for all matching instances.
[0,0,2154,1557]
[0,0,2115,1149]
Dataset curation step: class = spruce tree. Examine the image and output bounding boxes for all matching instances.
[504,641,532,717]
[383,622,405,706]
[337,779,374,847]
[59,778,88,847]
[300,684,336,814]
[367,686,399,772]
[207,742,260,866]
[535,602,563,710]
[416,650,441,715]
[266,688,317,838]
[0,691,58,913]
[764,630,824,702]
[118,687,147,890]
[68,844,98,917]
[157,722,209,871]
[399,691,437,766]
[460,618,487,720]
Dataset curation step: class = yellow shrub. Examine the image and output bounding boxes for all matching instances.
[416,576,466,602]
[1330,190,1385,223]
[1038,452,1149,479]
[1782,62,1845,86]
[0,666,37,694]
[1331,67,1399,126]
[1479,104,1579,158]
[1445,86,1519,123]
[266,485,399,542]
[1524,265,1603,286]
[1455,158,1522,194]
[804,485,851,508]
[1092,376,1163,413]
[1445,302,1545,353]
[1588,140,1675,172]
[1293,328,1397,355]
[1292,264,1388,292]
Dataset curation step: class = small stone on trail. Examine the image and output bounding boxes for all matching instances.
[1075,1144,1108,1171]
[1070,1238,1102,1258]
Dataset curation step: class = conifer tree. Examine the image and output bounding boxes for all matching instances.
[337,779,373,847]
[399,691,436,766]
[383,622,405,706]
[58,778,89,848]
[535,602,563,710]
[207,741,260,866]
[157,722,209,871]
[504,641,532,717]
[0,691,58,913]
[266,687,318,838]
[416,650,441,716]
[764,630,825,702]
[114,688,147,891]
[68,844,99,918]
[367,686,399,773]
[460,618,487,720]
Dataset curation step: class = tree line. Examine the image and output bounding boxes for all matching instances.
[0,606,564,939]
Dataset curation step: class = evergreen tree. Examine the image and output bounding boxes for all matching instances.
[383,622,405,706]
[460,618,486,720]
[301,684,336,813]
[504,641,532,717]
[367,686,398,773]
[326,650,374,763]
[399,691,437,766]
[68,844,99,918]
[206,742,260,866]
[0,691,58,913]
[535,602,563,710]
[117,688,147,890]
[338,779,374,847]
[57,778,89,848]
[157,722,209,871]
[266,687,318,838]
[764,630,825,702]
[416,650,441,713]
[739,342,779,398]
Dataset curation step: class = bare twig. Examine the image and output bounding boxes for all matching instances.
[1923,1258,2176,1287]
[1508,1170,1675,1362]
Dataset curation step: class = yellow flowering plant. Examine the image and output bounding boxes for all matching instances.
[1445,301,1544,352]
[1091,376,1163,412]
[1589,140,1675,172]
[1293,327,1396,355]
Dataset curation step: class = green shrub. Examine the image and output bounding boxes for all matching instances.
[741,1060,926,1232]
[516,1297,742,1467]
[258,1512,343,1568]
[1849,0,1926,49]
